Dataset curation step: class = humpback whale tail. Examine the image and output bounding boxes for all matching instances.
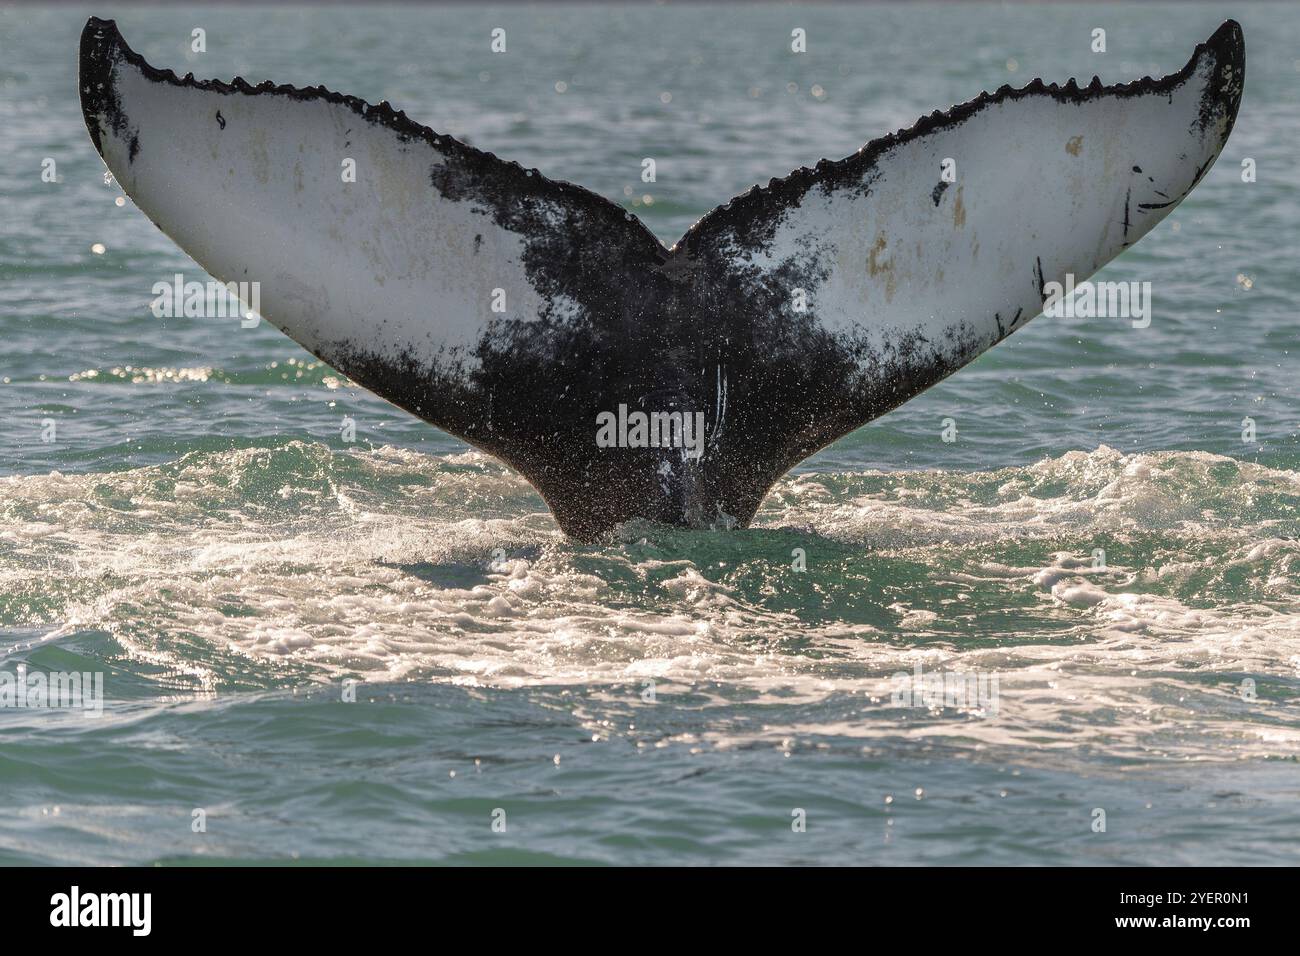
[79,18,1244,539]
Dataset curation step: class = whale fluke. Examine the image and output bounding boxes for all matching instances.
[79,18,1244,539]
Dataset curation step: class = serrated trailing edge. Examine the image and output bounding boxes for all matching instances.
[79,16,643,243]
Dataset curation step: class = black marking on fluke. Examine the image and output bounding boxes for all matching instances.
[78,17,1246,540]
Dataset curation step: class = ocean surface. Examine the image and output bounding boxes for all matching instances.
[1,2,1298,865]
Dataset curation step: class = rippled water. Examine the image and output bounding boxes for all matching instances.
[1,3,1298,865]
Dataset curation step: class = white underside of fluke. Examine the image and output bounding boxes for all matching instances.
[720,80,1227,351]
[83,22,1240,382]
[99,80,561,366]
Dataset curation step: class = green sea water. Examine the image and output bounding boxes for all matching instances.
[1,2,1298,865]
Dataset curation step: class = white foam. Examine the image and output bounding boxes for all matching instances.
[3,443,1298,763]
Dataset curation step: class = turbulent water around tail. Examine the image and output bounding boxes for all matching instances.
[2,4,1298,864]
